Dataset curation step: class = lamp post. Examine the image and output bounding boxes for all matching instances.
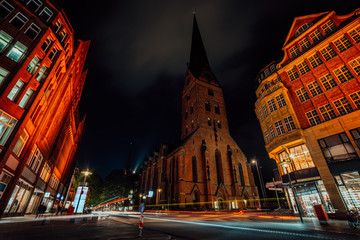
[75,169,90,214]
[283,162,303,224]
[252,159,267,207]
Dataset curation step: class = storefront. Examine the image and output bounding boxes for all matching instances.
[4,180,33,215]
[335,171,360,210]
[286,180,334,216]
[25,190,43,214]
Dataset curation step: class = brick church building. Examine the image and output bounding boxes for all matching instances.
[138,15,258,210]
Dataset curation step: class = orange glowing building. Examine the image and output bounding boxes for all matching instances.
[255,9,360,217]
[0,0,89,217]
[138,15,258,210]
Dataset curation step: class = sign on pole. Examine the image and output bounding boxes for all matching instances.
[139,203,145,213]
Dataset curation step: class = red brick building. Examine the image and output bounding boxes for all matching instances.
[138,15,258,210]
[255,9,360,216]
[0,0,89,217]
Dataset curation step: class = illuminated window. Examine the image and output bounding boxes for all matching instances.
[348,26,360,43]
[6,41,27,62]
[0,31,12,52]
[12,130,29,157]
[269,125,275,140]
[217,120,222,129]
[0,0,14,18]
[208,88,214,96]
[35,66,46,81]
[309,29,323,43]
[308,53,323,68]
[319,133,358,163]
[289,45,300,58]
[27,146,43,173]
[0,67,9,86]
[284,116,296,132]
[214,104,220,114]
[276,94,286,108]
[262,104,268,118]
[48,47,58,61]
[26,56,40,74]
[319,104,336,121]
[296,87,310,103]
[333,65,353,83]
[320,45,337,61]
[0,110,17,146]
[319,73,337,90]
[350,91,360,109]
[333,97,353,115]
[287,67,299,81]
[41,38,52,52]
[205,101,210,111]
[349,57,360,75]
[307,80,323,97]
[25,23,41,40]
[27,0,42,12]
[264,129,269,143]
[59,30,67,42]
[321,20,337,34]
[306,109,321,126]
[18,88,33,108]
[9,12,28,29]
[297,61,310,75]
[299,38,311,51]
[258,109,264,122]
[39,7,53,22]
[49,174,59,189]
[289,144,315,171]
[40,163,51,182]
[268,99,277,113]
[53,20,62,33]
[7,80,24,101]
[274,120,285,136]
[333,36,352,53]
[207,117,211,126]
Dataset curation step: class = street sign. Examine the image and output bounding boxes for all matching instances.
[139,203,145,213]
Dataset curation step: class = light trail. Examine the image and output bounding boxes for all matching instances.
[112,213,342,240]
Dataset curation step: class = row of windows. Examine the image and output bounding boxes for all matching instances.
[263,115,296,144]
[289,20,337,59]
[295,59,359,104]
[287,30,359,82]
[258,93,286,122]
[305,90,360,127]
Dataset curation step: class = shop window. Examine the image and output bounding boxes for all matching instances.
[0,171,12,200]
[307,80,323,97]
[333,36,353,53]
[0,0,14,18]
[287,67,299,81]
[27,0,42,12]
[334,172,360,210]
[297,61,310,75]
[39,7,53,22]
[268,99,277,113]
[321,20,337,34]
[349,57,360,75]
[308,53,323,69]
[7,80,24,101]
[309,29,323,43]
[9,12,28,29]
[24,23,41,40]
[296,87,310,103]
[333,97,353,115]
[0,30,12,52]
[349,26,360,44]
[276,94,286,108]
[18,88,34,108]
[318,133,358,163]
[320,45,337,61]
[306,109,321,126]
[27,146,43,173]
[279,144,315,173]
[0,66,9,86]
[319,73,337,90]
[6,41,27,62]
[12,130,29,157]
[319,104,337,121]
[0,110,17,146]
[26,56,40,74]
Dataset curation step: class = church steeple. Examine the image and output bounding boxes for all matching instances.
[189,14,209,79]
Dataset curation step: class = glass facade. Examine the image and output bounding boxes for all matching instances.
[335,171,360,210]
[279,144,315,174]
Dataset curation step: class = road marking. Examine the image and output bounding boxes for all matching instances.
[118,214,341,240]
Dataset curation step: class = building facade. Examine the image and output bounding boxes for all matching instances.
[0,0,89,217]
[255,9,360,217]
[138,15,258,210]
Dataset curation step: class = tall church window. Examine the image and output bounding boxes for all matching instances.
[192,156,197,182]
[215,150,223,184]
[205,101,210,111]
[238,163,245,186]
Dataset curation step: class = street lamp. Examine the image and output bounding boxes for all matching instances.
[283,162,303,224]
[251,159,267,207]
[75,169,91,214]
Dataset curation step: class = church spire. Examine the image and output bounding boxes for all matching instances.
[189,14,210,79]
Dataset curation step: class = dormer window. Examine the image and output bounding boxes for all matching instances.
[295,22,313,37]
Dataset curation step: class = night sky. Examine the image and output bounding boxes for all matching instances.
[56,0,359,182]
